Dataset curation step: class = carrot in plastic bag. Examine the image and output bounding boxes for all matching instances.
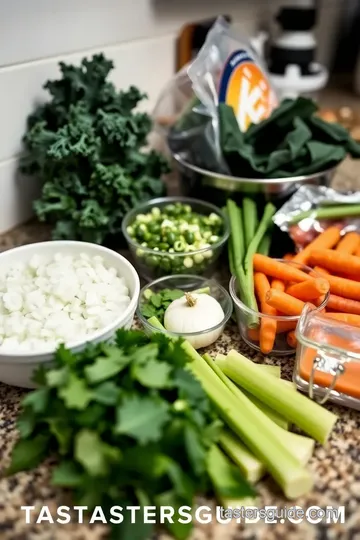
[335,232,360,254]
[292,226,341,265]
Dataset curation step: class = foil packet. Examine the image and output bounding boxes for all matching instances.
[273,185,360,251]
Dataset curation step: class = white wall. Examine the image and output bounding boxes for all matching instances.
[0,0,342,233]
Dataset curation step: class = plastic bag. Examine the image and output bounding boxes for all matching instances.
[152,63,225,172]
[152,64,198,139]
[152,17,278,173]
[273,185,360,250]
[187,16,277,168]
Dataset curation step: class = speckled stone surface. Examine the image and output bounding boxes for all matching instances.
[1,159,360,538]
[0,316,359,540]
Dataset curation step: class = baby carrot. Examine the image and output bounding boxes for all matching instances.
[254,273,277,354]
[276,320,297,333]
[355,245,360,257]
[259,306,278,354]
[313,266,329,275]
[309,249,360,276]
[337,272,360,282]
[336,232,360,254]
[286,330,297,348]
[314,295,326,307]
[326,294,360,315]
[283,253,294,261]
[253,254,311,283]
[286,278,330,301]
[322,274,360,301]
[325,312,360,327]
[292,226,341,265]
[271,279,285,291]
[265,289,306,316]
[254,272,271,301]
[247,328,260,341]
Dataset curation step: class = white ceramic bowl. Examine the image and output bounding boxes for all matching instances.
[0,241,140,388]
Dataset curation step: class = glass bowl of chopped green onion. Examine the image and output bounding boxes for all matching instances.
[137,274,233,349]
[122,197,229,281]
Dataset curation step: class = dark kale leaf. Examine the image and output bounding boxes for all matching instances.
[22,54,169,244]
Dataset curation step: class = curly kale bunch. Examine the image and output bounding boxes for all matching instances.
[22,54,169,244]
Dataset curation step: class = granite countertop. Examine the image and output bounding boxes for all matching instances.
[0,227,359,540]
[1,131,360,537]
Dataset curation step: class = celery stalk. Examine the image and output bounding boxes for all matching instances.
[227,200,258,326]
[282,380,297,390]
[222,350,338,444]
[203,361,267,483]
[243,391,288,430]
[242,198,258,250]
[217,356,295,391]
[215,355,280,378]
[228,242,236,276]
[259,364,281,377]
[148,317,315,498]
[223,206,236,276]
[190,354,314,499]
[258,232,271,256]
[227,199,245,265]
[207,444,256,506]
[210,355,288,429]
[204,354,313,463]
[243,203,276,312]
[213,355,288,429]
[289,204,360,225]
[219,430,265,484]
[208,355,287,429]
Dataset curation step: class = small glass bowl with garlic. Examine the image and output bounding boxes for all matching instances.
[137,275,233,349]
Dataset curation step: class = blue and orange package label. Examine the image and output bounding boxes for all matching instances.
[218,49,277,132]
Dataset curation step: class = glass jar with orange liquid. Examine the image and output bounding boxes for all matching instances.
[294,304,360,410]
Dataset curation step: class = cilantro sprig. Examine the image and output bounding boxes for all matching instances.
[7,329,222,540]
[139,288,185,322]
[139,287,211,324]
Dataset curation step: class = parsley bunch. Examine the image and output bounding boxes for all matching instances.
[21,54,169,245]
[8,330,221,540]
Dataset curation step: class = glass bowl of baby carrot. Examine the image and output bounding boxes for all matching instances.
[229,259,330,356]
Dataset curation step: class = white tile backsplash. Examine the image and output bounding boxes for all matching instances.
[0,0,258,68]
[0,0,341,233]
[0,35,176,163]
[0,158,41,233]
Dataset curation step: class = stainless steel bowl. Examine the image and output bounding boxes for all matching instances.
[172,151,338,203]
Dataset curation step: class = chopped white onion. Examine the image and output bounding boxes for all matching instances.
[0,252,131,352]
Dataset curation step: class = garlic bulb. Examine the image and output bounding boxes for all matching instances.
[164,292,225,349]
